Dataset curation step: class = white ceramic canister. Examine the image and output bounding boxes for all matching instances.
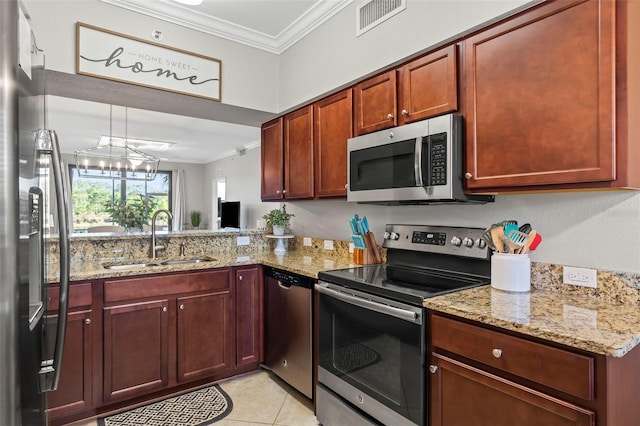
[490,253,531,292]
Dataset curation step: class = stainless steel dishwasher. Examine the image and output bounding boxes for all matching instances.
[264,266,313,399]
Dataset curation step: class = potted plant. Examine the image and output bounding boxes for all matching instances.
[262,204,294,235]
[190,210,202,229]
[104,195,158,231]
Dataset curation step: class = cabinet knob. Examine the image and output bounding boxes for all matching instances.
[282,359,288,367]
[492,348,503,358]
[429,365,438,374]
[387,113,394,120]
[84,318,91,325]
[464,172,473,179]
[401,109,408,115]
[239,275,243,281]
[276,190,281,194]
[179,304,184,310]
[282,189,287,194]
[162,306,167,312]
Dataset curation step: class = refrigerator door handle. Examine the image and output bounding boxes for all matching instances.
[37,129,70,392]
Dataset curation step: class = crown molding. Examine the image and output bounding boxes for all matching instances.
[99,0,352,54]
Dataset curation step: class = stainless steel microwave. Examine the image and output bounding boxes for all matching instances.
[347,114,494,204]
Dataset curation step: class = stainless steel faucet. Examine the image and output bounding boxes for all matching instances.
[150,209,173,259]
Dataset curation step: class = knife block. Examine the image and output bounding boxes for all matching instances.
[353,247,382,265]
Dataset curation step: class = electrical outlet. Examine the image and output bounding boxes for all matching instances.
[303,237,312,246]
[236,236,250,246]
[348,242,354,253]
[323,240,334,250]
[563,266,597,288]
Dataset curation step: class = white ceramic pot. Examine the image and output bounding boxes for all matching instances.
[272,225,285,236]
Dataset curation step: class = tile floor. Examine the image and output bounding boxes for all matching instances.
[68,369,318,426]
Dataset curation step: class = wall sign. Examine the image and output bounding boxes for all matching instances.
[76,22,221,101]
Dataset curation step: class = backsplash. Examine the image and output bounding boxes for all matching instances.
[47,231,640,305]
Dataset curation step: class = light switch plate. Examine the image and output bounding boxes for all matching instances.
[323,240,334,250]
[303,237,312,246]
[236,236,250,246]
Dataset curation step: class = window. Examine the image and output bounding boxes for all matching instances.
[69,166,172,232]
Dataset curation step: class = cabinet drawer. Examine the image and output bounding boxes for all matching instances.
[105,269,230,303]
[431,314,594,400]
[48,282,93,312]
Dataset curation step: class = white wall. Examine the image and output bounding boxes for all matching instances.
[25,0,280,113]
[203,147,274,230]
[278,0,532,110]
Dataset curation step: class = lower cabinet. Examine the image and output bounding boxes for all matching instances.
[102,269,233,404]
[428,312,640,426]
[103,299,170,402]
[46,282,94,419]
[177,292,232,382]
[235,266,263,367]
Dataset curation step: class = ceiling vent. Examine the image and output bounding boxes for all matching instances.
[356,0,406,37]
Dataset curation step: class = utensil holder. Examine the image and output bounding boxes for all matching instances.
[491,253,531,292]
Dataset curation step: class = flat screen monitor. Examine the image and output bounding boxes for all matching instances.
[220,201,240,229]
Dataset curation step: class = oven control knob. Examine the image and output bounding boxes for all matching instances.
[390,232,400,240]
[450,236,462,246]
[476,238,487,249]
[462,237,474,248]
[383,231,391,240]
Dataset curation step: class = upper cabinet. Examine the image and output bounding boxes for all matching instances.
[314,89,353,198]
[398,44,458,126]
[260,107,315,201]
[354,44,459,136]
[261,117,284,201]
[354,70,397,135]
[463,0,625,191]
[284,106,314,199]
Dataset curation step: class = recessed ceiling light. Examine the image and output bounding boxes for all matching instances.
[172,0,204,5]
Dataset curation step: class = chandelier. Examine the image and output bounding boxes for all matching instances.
[74,106,161,181]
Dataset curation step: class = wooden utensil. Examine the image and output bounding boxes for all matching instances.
[490,226,505,253]
[518,231,537,254]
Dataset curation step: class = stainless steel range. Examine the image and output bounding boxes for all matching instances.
[316,224,491,426]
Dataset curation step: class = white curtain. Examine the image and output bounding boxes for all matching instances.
[173,169,186,230]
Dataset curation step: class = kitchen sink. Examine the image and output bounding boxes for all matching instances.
[102,257,216,270]
[160,257,216,265]
[103,262,160,270]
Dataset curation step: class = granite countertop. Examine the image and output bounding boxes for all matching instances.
[67,250,355,282]
[423,285,640,358]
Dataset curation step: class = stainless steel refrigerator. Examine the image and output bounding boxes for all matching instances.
[1,1,70,425]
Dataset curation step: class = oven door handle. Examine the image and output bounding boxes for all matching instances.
[315,284,421,324]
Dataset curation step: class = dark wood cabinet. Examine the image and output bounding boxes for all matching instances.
[46,283,94,420]
[261,117,284,201]
[354,70,397,135]
[235,266,263,366]
[430,353,595,426]
[429,312,640,426]
[102,269,233,403]
[284,105,314,199]
[398,44,458,126]
[463,0,617,190]
[177,292,232,382]
[103,299,170,403]
[314,89,353,198]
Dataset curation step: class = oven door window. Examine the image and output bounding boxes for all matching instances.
[349,138,417,191]
[318,292,424,425]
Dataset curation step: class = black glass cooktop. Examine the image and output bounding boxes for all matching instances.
[318,264,490,306]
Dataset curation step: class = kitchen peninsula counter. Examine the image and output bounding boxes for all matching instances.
[424,285,640,358]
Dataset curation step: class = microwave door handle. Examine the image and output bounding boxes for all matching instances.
[415,137,424,186]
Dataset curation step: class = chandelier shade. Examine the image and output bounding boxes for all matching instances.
[74,106,161,181]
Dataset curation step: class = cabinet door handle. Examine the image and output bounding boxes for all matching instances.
[162,306,167,312]
[429,365,438,374]
[387,113,394,120]
[276,190,282,194]
[492,348,503,358]
[465,172,473,179]
[282,189,287,194]
[401,109,408,115]
[238,275,243,281]
[84,319,91,325]
[179,304,184,310]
